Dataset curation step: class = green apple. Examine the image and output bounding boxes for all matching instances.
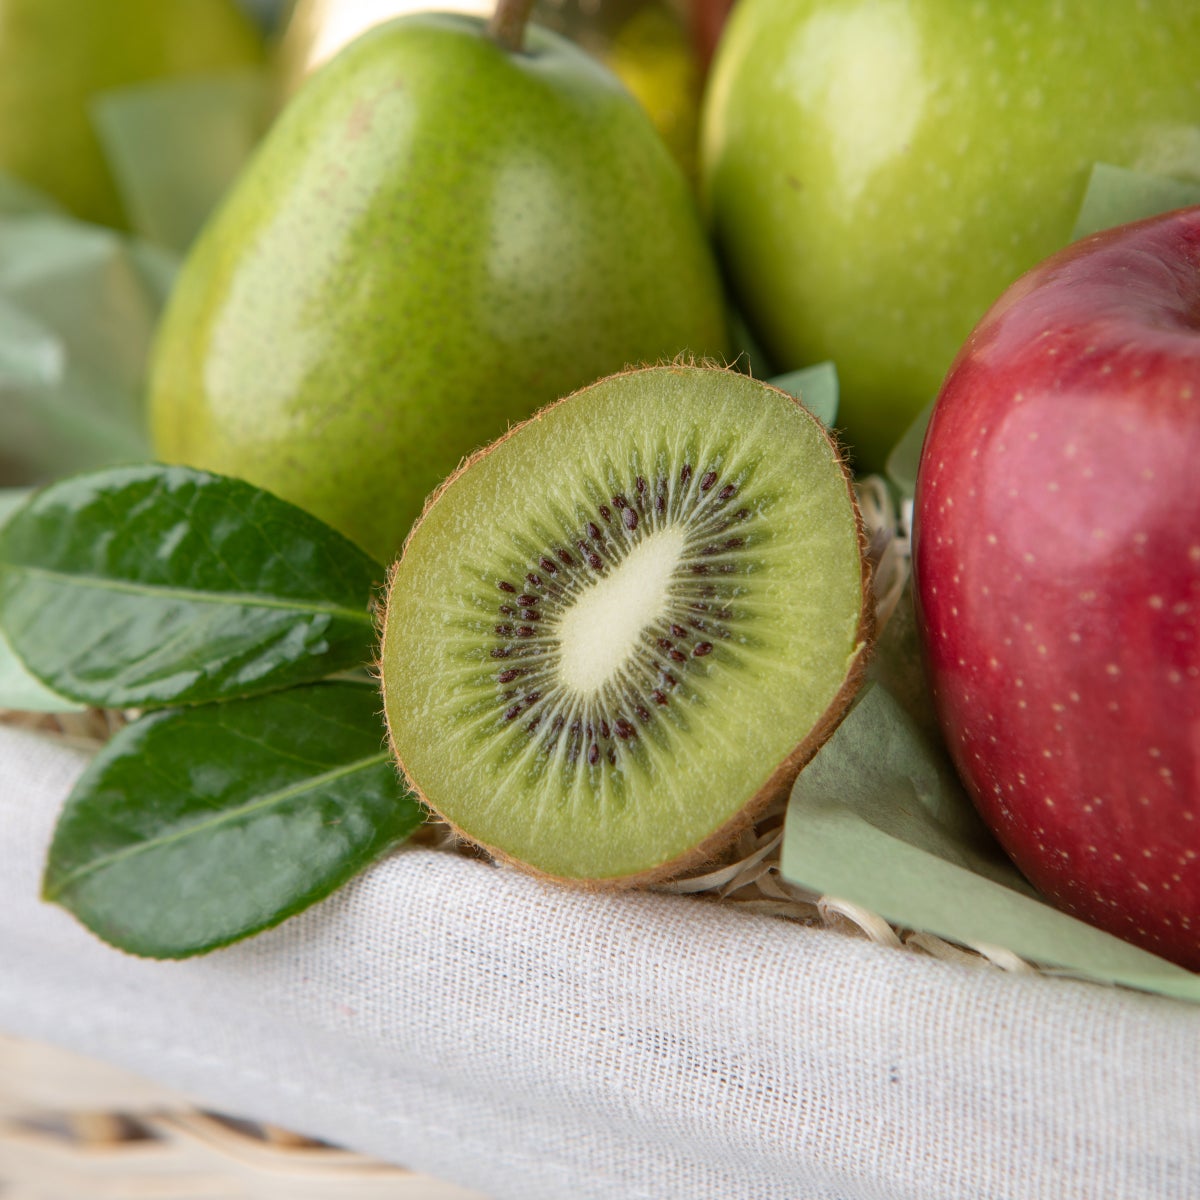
[149,11,729,564]
[700,0,1200,469]
[0,0,263,227]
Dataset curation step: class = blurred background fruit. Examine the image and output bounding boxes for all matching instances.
[686,0,733,69]
[0,0,264,228]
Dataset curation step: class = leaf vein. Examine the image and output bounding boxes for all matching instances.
[47,751,393,897]
[8,563,371,624]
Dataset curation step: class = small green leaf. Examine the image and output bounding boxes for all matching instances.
[0,464,383,709]
[42,682,423,958]
[0,626,85,713]
[770,362,839,428]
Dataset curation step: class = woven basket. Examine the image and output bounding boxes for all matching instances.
[9,477,1192,1200]
[0,1033,487,1199]
[0,477,1036,980]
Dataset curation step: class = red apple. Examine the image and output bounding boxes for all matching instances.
[913,206,1200,970]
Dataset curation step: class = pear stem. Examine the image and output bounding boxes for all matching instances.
[487,0,537,53]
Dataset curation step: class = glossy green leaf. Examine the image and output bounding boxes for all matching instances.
[0,629,84,712]
[42,682,423,958]
[0,464,383,708]
[0,488,85,711]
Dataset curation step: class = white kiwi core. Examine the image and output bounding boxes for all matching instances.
[554,525,686,695]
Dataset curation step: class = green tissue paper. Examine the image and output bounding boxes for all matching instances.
[92,69,269,255]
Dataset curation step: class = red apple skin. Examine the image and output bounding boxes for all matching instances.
[912,206,1200,970]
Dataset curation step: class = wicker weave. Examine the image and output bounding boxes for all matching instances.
[0,1033,490,1199]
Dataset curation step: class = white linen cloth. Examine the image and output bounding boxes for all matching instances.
[2,723,1198,1200]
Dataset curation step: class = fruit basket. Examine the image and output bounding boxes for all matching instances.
[4,0,1200,1197]
[3,715,1200,1200]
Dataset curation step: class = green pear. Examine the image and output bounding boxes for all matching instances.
[149,11,729,563]
[0,0,263,227]
[272,0,704,181]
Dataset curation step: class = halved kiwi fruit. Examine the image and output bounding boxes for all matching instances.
[380,364,872,885]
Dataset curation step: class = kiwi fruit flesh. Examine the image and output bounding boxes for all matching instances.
[380,364,872,885]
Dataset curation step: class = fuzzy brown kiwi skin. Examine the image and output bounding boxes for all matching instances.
[378,362,876,891]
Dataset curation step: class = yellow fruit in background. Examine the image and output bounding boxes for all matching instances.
[0,0,263,227]
[605,2,700,181]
